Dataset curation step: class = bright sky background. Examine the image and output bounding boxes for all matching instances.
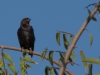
[0,0,100,75]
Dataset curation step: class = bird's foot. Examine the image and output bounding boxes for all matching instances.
[28,49,33,58]
[21,47,24,52]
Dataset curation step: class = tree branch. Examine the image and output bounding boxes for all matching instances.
[59,2,100,75]
[0,45,74,75]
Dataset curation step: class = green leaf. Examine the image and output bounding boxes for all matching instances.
[70,35,73,43]
[87,9,97,21]
[23,49,27,57]
[0,58,4,68]
[83,58,100,65]
[69,57,73,66]
[45,66,50,75]
[80,50,88,69]
[21,68,26,75]
[89,34,93,47]
[87,8,91,14]
[54,68,58,75]
[25,64,32,69]
[20,58,24,64]
[24,56,38,64]
[2,72,6,75]
[0,68,4,75]
[71,51,76,61]
[94,73,100,75]
[50,68,53,75]
[64,42,69,46]
[3,53,14,65]
[49,51,53,66]
[59,52,64,59]
[63,33,69,50]
[41,48,48,61]
[88,64,92,75]
[20,58,27,75]
[7,64,17,74]
[59,52,65,64]
[60,58,64,64]
[20,58,26,75]
[70,36,76,61]
[20,58,25,69]
[92,16,97,21]
[56,32,60,45]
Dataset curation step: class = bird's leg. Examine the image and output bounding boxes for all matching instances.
[29,48,33,54]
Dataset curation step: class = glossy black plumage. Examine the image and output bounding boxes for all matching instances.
[17,18,35,57]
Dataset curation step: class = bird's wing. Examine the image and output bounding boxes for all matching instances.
[17,27,26,48]
[28,26,35,51]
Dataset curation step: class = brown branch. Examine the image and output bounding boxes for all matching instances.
[0,45,74,75]
[59,2,100,75]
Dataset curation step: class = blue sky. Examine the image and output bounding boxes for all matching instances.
[0,0,100,75]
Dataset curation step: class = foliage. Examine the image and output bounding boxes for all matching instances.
[1,2,100,75]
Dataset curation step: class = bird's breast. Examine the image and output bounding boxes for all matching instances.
[23,31,30,43]
[24,31,29,36]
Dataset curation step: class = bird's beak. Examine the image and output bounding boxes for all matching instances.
[27,18,31,21]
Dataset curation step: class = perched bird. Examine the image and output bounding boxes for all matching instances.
[17,18,35,58]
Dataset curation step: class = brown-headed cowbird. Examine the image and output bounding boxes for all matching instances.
[17,18,35,58]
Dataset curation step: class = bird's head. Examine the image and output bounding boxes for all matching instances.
[20,18,31,28]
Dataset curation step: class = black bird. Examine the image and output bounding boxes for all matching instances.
[17,18,35,58]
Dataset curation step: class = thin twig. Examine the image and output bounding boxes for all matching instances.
[58,30,74,37]
[49,67,60,70]
[85,28,90,34]
[47,50,65,53]
[68,62,80,66]
[84,3,97,9]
